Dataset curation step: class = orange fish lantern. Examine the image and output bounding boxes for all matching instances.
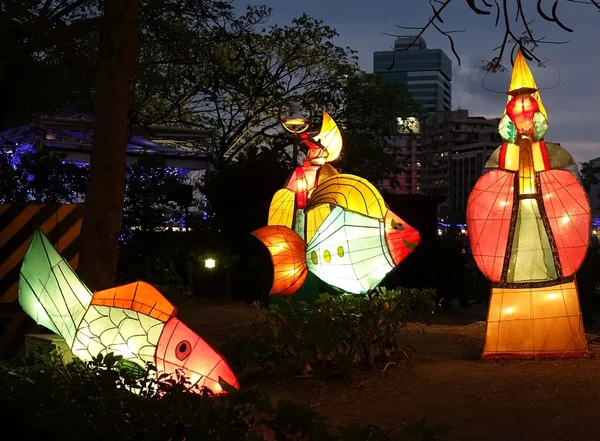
[256,111,421,296]
[467,50,590,359]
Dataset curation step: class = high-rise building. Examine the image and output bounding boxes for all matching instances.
[373,36,452,113]
[420,110,500,220]
[450,131,502,219]
[380,134,422,195]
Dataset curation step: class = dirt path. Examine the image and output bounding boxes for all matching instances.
[185,300,600,441]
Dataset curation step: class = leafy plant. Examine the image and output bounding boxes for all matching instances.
[0,348,443,441]
[222,287,436,378]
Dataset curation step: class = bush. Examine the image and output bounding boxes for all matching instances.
[0,349,444,441]
[222,287,436,378]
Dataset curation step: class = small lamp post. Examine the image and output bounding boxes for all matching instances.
[281,103,309,164]
[205,258,216,269]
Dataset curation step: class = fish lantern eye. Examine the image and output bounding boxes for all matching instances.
[391,219,405,231]
[175,340,192,361]
[506,94,539,136]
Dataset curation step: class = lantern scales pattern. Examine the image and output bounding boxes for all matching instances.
[467,50,590,359]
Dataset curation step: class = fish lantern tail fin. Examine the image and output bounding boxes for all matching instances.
[251,225,308,296]
[18,228,93,347]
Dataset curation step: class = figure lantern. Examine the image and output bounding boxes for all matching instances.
[18,229,239,394]
[467,50,590,359]
[253,109,421,296]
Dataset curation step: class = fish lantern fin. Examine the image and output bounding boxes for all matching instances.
[315,111,343,163]
[90,281,176,323]
[251,225,308,296]
[305,174,387,220]
[306,203,331,243]
[18,228,93,347]
[268,188,296,228]
[507,49,547,120]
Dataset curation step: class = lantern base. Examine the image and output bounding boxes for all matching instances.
[481,280,588,360]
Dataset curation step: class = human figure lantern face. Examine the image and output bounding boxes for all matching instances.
[500,90,549,143]
[506,94,539,136]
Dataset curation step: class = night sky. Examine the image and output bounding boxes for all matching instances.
[235,1,600,162]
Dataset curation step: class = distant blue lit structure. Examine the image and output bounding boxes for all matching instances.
[0,111,213,231]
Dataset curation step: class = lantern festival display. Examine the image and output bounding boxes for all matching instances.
[18,228,239,394]
[253,111,421,296]
[467,50,590,359]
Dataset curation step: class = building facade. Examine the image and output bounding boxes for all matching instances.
[420,109,500,220]
[450,132,502,220]
[380,134,422,195]
[373,36,452,113]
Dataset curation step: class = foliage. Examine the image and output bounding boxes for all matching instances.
[201,147,291,238]
[579,160,600,192]
[0,348,444,441]
[122,153,183,233]
[325,73,423,185]
[0,148,88,203]
[222,287,436,378]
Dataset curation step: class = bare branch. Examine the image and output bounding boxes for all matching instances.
[390,0,597,70]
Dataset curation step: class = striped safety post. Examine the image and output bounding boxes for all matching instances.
[0,203,84,359]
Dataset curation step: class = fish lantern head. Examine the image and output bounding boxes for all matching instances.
[500,88,548,142]
[156,317,239,395]
[383,209,421,266]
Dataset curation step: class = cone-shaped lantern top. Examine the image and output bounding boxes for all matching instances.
[505,49,547,119]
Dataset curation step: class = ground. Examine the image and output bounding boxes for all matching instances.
[181,299,600,441]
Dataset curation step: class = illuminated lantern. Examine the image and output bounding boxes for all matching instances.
[467,50,590,359]
[19,229,239,394]
[260,109,421,296]
[254,174,420,295]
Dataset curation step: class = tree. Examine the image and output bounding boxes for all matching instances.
[580,160,600,192]
[122,154,181,233]
[176,13,358,165]
[389,0,600,71]
[78,0,141,290]
[0,149,88,203]
[317,73,423,186]
[0,0,99,128]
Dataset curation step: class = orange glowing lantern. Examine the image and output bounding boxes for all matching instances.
[466,50,590,360]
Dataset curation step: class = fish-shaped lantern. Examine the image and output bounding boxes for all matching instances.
[255,111,421,295]
[18,229,239,394]
[467,50,590,359]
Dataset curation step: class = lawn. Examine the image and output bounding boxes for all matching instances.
[181,299,600,441]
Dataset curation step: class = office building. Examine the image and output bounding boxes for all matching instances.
[380,134,422,195]
[373,36,452,113]
[450,131,502,220]
[420,109,500,220]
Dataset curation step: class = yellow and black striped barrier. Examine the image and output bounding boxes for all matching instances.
[0,203,84,359]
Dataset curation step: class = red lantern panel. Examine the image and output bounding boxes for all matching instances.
[539,170,591,277]
[467,169,515,281]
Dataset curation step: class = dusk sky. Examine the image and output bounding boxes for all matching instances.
[235,1,600,162]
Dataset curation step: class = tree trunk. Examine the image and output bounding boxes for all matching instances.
[78,0,141,290]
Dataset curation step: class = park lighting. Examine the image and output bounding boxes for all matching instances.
[281,103,309,134]
[204,258,216,269]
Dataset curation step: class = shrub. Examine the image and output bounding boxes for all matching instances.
[222,287,436,378]
[0,349,444,441]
